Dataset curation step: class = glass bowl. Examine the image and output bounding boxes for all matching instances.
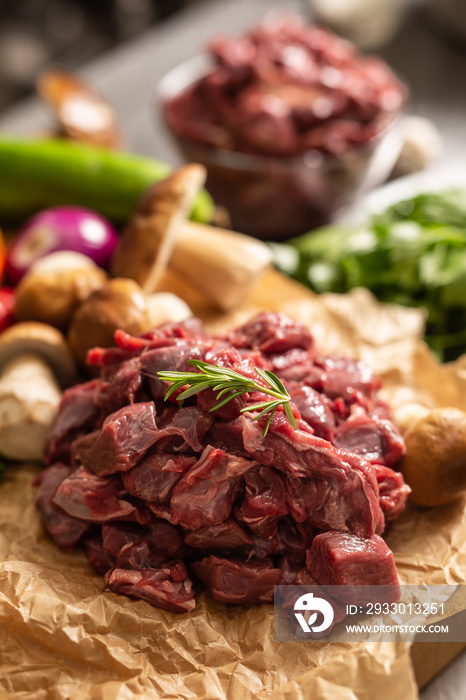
[158,55,406,241]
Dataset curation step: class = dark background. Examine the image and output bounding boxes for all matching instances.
[0,0,204,113]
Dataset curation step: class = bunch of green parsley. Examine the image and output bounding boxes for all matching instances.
[271,190,466,361]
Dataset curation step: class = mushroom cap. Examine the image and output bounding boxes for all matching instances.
[15,251,107,329]
[401,407,466,506]
[37,70,121,148]
[392,402,430,435]
[68,277,153,364]
[0,322,76,387]
[111,164,206,293]
[146,292,192,326]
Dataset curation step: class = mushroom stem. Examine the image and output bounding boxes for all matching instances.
[0,353,62,461]
[171,221,272,311]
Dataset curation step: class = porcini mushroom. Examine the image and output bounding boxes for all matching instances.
[37,70,122,149]
[171,222,273,311]
[391,116,442,179]
[0,322,76,461]
[392,402,430,435]
[68,278,192,364]
[14,251,107,329]
[401,407,466,507]
[111,164,206,293]
[111,165,272,310]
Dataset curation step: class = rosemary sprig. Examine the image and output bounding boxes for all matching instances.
[157,359,297,437]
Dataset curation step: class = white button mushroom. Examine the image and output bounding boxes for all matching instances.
[0,322,76,461]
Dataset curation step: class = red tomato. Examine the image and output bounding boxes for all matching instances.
[0,287,15,332]
[0,228,5,282]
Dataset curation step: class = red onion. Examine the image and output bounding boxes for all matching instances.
[5,207,119,285]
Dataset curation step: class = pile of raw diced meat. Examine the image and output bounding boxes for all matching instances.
[35,312,410,614]
[164,13,406,157]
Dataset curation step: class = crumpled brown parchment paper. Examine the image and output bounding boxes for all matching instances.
[1,270,465,700]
